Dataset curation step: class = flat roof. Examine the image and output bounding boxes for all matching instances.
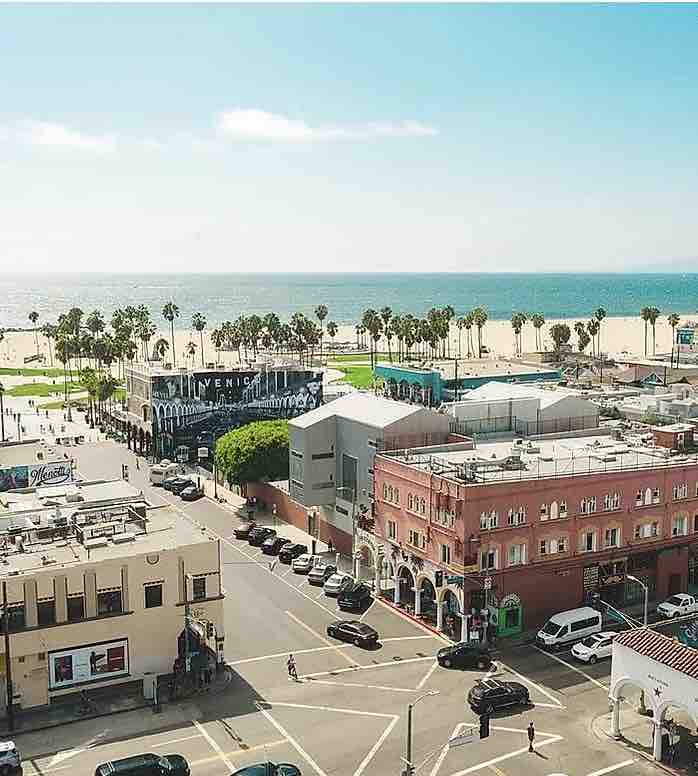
[0,505,211,578]
[462,381,581,409]
[290,392,426,430]
[435,359,557,381]
[381,432,698,485]
[0,440,62,468]
[0,479,144,513]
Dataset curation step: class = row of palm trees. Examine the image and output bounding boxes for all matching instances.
[640,308,683,358]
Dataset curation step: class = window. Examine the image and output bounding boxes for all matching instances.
[604,527,620,548]
[311,452,334,460]
[653,488,661,504]
[559,500,567,517]
[673,483,688,501]
[98,590,123,615]
[192,577,207,601]
[387,485,393,501]
[7,605,25,632]
[419,498,426,516]
[635,522,658,539]
[694,514,698,533]
[540,503,549,520]
[636,489,643,507]
[145,583,163,609]
[540,538,567,556]
[480,511,498,530]
[508,543,526,566]
[408,494,414,511]
[388,520,397,540]
[580,531,595,552]
[441,544,451,565]
[409,530,426,549]
[507,507,527,526]
[480,549,497,570]
[37,600,56,627]
[341,454,358,500]
[672,516,688,537]
[67,595,85,622]
[580,496,597,515]
[382,483,388,500]
[394,489,400,505]
[603,492,620,511]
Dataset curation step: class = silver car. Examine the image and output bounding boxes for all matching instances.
[291,553,318,574]
[324,573,354,596]
[0,741,21,775]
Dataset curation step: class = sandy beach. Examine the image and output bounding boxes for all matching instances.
[0,313,689,371]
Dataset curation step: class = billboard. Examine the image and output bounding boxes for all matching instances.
[0,461,73,493]
[49,638,129,689]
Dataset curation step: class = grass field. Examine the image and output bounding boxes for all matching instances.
[334,365,375,389]
[325,351,394,363]
[36,400,67,410]
[0,366,68,377]
[6,380,85,397]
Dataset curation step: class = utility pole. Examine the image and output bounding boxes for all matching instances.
[184,574,191,674]
[3,581,14,731]
[0,382,5,442]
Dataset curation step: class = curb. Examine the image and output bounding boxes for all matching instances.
[376,595,452,644]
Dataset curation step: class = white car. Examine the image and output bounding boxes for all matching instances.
[570,631,615,664]
[0,741,21,774]
[291,554,318,574]
[324,573,354,596]
[657,593,698,619]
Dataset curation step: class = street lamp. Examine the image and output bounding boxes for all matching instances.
[0,381,5,442]
[403,690,440,776]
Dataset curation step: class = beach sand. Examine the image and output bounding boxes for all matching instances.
[0,313,688,371]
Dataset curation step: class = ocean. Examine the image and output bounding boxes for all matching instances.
[0,272,695,329]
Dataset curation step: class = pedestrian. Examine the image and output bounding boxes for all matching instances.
[327,538,334,554]
[136,458,140,471]
[487,621,496,648]
[287,654,297,681]
[527,722,535,753]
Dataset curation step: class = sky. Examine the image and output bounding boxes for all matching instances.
[1,3,697,274]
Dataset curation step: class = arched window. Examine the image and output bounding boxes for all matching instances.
[645,487,652,506]
[550,501,559,520]
[420,498,426,515]
[408,493,414,511]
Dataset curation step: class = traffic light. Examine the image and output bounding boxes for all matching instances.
[479,713,490,739]
[435,570,443,588]
[206,622,215,639]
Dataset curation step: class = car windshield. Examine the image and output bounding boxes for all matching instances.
[666,596,684,606]
[158,757,172,772]
[327,574,342,583]
[580,636,599,648]
[541,620,562,636]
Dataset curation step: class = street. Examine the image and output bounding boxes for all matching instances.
[13,441,663,776]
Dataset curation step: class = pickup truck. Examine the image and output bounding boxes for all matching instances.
[657,593,698,619]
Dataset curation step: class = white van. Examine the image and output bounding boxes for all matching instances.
[535,606,602,650]
[149,460,179,486]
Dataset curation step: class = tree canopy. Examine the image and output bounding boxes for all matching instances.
[215,420,289,486]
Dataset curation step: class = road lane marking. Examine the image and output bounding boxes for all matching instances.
[315,589,327,599]
[49,731,109,766]
[188,739,286,768]
[307,679,418,693]
[586,760,637,776]
[449,734,563,775]
[193,720,233,771]
[497,660,565,708]
[286,610,359,668]
[265,700,396,718]
[256,702,329,776]
[429,723,462,776]
[301,654,435,679]
[532,646,610,691]
[354,715,400,776]
[359,600,375,622]
[152,733,203,747]
[416,659,438,690]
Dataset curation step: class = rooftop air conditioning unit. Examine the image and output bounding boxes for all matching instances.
[112,533,136,544]
[206,363,215,369]
[84,537,108,550]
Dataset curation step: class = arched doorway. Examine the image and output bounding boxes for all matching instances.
[417,576,437,625]
[439,588,463,641]
[395,565,415,610]
[656,700,698,765]
[610,678,655,755]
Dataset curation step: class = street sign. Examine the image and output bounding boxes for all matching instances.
[448,730,475,747]
[484,577,492,590]
[446,575,464,585]
[198,447,208,459]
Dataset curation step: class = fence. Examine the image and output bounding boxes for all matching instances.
[448,414,599,439]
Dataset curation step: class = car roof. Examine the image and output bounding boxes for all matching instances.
[481,679,503,690]
[0,742,16,752]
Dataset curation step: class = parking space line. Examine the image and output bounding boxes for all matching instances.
[429,723,462,776]
[586,760,636,776]
[285,610,359,668]
[193,720,233,771]
[354,715,400,776]
[266,701,397,719]
[315,589,327,599]
[256,703,329,776]
[497,660,565,708]
[308,679,418,693]
[301,654,434,679]
[450,734,563,776]
[416,659,438,690]
[359,600,375,622]
[152,733,202,747]
[532,646,609,691]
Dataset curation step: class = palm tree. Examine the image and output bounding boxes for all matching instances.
[210,328,224,364]
[185,340,197,367]
[647,307,661,355]
[531,313,545,351]
[314,305,328,362]
[162,302,180,365]
[326,320,338,354]
[472,307,488,357]
[28,311,39,356]
[574,321,590,353]
[594,308,606,354]
[668,312,681,366]
[41,323,57,366]
[455,317,467,358]
[587,319,600,358]
[640,307,652,356]
[153,338,169,362]
[464,312,474,357]
[192,312,207,366]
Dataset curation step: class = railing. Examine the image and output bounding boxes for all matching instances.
[448,414,599,438]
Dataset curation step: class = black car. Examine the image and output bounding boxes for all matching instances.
[231,764,301,776]
[163,476,192,494]
[437,642,491,670]
[233,521,256,539]
[327,620,379,647]
[307,563,337,586]
[467,679,529,714]
[248,527,276,547]
[180,485,204,501]
[262,536,292,555]
[278,543,308,563]
[337,583,372,612]
[95,753,190,776]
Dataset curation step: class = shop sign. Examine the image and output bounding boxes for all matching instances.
[499,593,522,609]
[447,575,464,585]
[29,462,73,488]
[583,565,600,592]
[49,638,129,689]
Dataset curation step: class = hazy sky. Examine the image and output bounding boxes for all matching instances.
[1,4,696,274]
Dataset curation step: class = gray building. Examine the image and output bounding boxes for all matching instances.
[288,393,450,543]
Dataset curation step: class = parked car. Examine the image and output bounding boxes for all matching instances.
[278,543,308,563]
[308,562,337,586]
[248,527,276,547]
[467,679,529,714]
[326,620,379,647]
[262,536,292,555]
[338,582,372,611]
[180,485,204,501]
[163,476,192,494]
[571,631,615,664]
[233,521,256,539]
[0,741,21,776]
[95,753,190,776]
[657,593,698,619]
[231,764,301,776]
[437,642,492,670]
[324,573,354,596]
[292,553,318,574]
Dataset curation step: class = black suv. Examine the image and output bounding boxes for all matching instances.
[278,543,308,563]
[95,753,190,776]
[262,536,292,555]
[163,477,193,494]
[234,521,256,539]
[337,583,372,611]
[437,642,492,670]
[248,527,276,547]
[467,679,529,714]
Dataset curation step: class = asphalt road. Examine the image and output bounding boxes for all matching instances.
[20,441,661,776]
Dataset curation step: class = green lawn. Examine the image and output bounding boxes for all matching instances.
[37,400,68,410]
[334,365,375,389]
[325,351,393,363]
[0,366,68,377]
[6,380,85,397]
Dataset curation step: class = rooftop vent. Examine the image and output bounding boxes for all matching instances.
[112,533,135,544]
[84,537,108,550]
[41,555,57,566]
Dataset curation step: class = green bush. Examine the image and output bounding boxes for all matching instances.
[215,420,289,486]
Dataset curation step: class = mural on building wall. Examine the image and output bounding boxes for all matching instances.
[0,462,73,493]
[150,367,323,461]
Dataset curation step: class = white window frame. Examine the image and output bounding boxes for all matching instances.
[507,543,526,566]
[672,516,688,537]
[580,531,595,552]
[604,527,620,548]
[480,548,498,571]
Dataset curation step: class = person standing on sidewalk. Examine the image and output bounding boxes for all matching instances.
[527,722,535,752]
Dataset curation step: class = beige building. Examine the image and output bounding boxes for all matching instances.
[0,500,224,711]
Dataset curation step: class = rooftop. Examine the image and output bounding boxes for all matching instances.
[614,629,698,680]
[375,359,558,381]
[0,439,62,468]
[380,431,698,484]
[0,504,211,579]
[0,479,142,514]
[461,381,576,409]
[290,392,427,430]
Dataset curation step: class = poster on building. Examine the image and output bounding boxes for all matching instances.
[0,466,29,492]
[49,639,129,689]
[28,462,73,488]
